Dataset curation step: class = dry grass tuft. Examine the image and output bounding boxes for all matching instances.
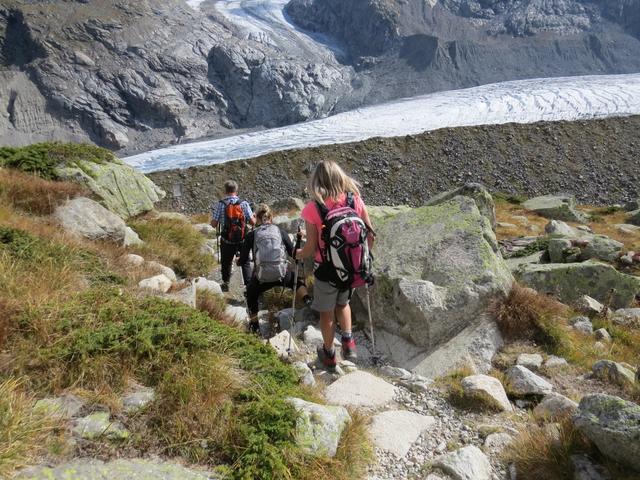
[197,290,236,327]
[490,283,570,343]
[0,378,64,477]
[0,168,84,215]
[502,419,606,480]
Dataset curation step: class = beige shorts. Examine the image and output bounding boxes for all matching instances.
[312,278,350,312]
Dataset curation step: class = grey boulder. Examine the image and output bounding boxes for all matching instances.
[506,365,553,396]
[592,360,636,388]
[573,394,640,472]
[515,260,640,309]
[434,445,492,480]
[53,197,127,244]
[522,194,588,223]
[369,410,435,457]
[287,397,350,458]
[533,393,579,421]
[461,374,512,412]
[363,197,512,377]
[423,182,497,229]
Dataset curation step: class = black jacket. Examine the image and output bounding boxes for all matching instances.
[238,224,294,266]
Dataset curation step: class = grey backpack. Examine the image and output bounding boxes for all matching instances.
[253,224,288,283]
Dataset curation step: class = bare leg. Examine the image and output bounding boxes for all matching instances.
[335,303,352,334]
[320,310,336,351]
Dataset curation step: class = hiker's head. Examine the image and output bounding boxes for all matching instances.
[255,204,273,225]
[224,180,238,195]
[308,160,361,204]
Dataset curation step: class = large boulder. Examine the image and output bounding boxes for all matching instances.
[56,158,165,219]
[533,393,579,421]
[53,197,127,244]
[287,397,350,458]
[461,374,512,412]
[573,394,640,472]
[423,183,497,229]
[362,197,513,377]
[522,194,588,223]
[515,260,640,309]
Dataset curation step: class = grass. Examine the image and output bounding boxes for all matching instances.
[0,168,84,215]
[129,217,215,277]
[0,143,115,180]
[0,378,64,477]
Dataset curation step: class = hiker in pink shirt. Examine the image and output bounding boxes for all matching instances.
[296,160,374,371]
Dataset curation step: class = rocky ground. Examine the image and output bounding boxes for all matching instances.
[149,115,640,214]
[2,144,640,479]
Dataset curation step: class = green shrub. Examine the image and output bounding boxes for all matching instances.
[508,237,550,258]
[0,142,115,180]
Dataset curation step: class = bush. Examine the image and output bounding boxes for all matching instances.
[490,283,570,347]
[0,168,84,215]
[0,142,115,180]
[129,218,215,277]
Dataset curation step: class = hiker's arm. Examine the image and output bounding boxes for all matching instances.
[281,229,294,257]
[361,206,375,248]
[210,218,219,229]
[210,201,221,229]
[297,221,317,259]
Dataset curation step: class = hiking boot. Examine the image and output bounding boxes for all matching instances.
[317,346,337,373]
[220,282,229,293]
[341,337,358,361]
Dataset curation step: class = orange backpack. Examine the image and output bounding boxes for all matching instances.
[221,200,246,243]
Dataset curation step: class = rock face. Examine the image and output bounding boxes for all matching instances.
[15,459,217,480]
[362,197,512,377]
[515,260,640,309]
[53,197,127,244]
[423,183,496,229]
[56,159,165,218]
[287,397,350,458]
[522,195,587,222]
[573,394,640,472]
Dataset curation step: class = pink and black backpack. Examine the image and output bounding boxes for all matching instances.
[316,192,374,290]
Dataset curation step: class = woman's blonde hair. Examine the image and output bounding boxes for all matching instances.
[308,160,361,204]
[255,204,273,224]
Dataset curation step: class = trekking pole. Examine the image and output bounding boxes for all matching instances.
[365,282,381,365]
[287,227,303,356]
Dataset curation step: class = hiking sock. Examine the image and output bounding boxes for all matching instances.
[341,331,352,342]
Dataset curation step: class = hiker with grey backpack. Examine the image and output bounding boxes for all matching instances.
[296,160,375,372]
[237,204,312,334]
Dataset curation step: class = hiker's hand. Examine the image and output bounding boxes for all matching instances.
[295,248,303,259]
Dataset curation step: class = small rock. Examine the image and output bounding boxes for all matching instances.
[73,411,129,441]
[225,305,248,325]
[592,360,636,387]
[120,253,144,267]
[123,226,143,247]
[34,395,84,418]
[575,295,606,315]
[369,410,436,457]
[516,353,543,371]
[483,432,513,452]
[324,371,396,409]
[571,316,593,335]
[287,397,350,457]
[434,445,492,480]
[193,277,222,295]
[147,261,177,282]
[193,223,215,236]
[533,393,579,421]
[380,365,412,380]
[122,388,155,414]
[506,365,554,396]
[611,308,640,327]
[593,328,612,343]
[461,374,513,412]
[268,330,298,358]
[545,220,578,236]
[292,361,315,386]
[545,355,568,368]
[138,274,172,293]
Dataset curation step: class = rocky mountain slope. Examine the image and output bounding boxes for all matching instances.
[149,115,640,214]
[2,0,640,153]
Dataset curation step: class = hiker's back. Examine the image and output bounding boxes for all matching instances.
[253,224,288,283]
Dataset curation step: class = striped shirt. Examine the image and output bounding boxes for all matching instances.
[211,196,253,226]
